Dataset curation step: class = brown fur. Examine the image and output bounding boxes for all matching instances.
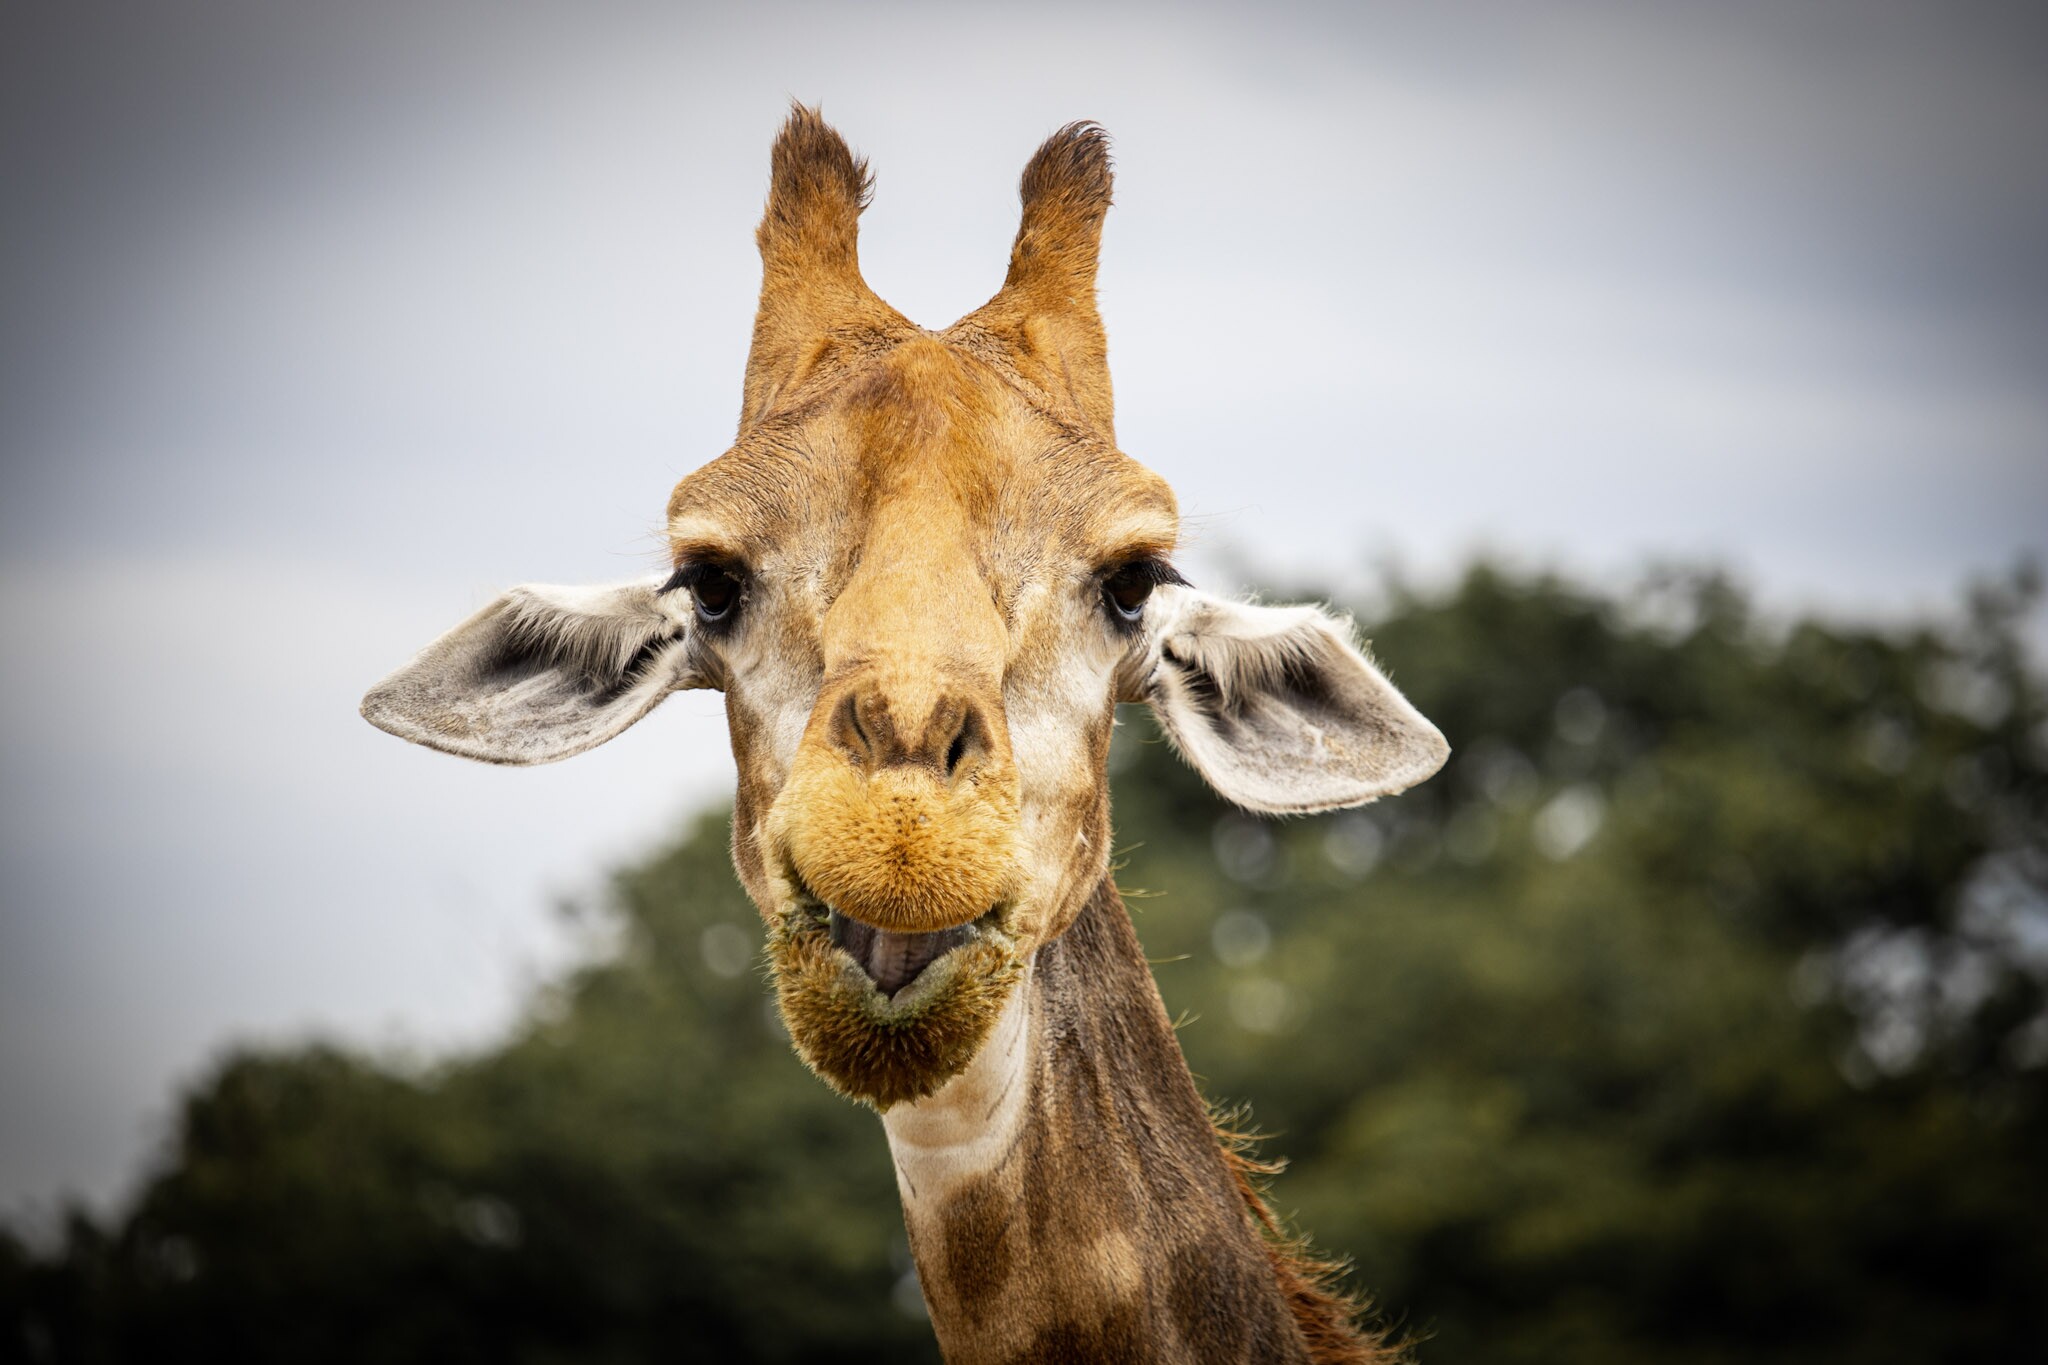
[899,880,1401,1363]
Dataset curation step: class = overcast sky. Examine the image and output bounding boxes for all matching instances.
[4,0,2045,1215]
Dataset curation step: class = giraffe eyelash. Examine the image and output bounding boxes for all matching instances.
[659,561,745,595]
[1105,557,1189,589]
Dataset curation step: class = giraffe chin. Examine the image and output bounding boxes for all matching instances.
[768,904,1024,1112]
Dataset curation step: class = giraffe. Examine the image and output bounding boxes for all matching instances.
[362,108,1447,1363]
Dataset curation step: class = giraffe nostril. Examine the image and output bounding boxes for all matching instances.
[836,691,871,762]
[827,683,993,776]
[942,704,987,779]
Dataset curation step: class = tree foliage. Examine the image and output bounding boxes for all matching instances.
[6,563,2044,1363]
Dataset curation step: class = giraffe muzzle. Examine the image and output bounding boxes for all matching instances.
[766,745,1022,936]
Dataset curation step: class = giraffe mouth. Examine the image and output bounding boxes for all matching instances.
[767,874,1025,1109]
[828,907,1002,998]
[784,871,1007,999]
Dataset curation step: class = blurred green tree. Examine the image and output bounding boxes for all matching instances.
[5,562,2043,1363]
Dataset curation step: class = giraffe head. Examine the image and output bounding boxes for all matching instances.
[362,109,1447,1109]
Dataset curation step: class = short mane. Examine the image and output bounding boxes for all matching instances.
[1215,1113,1410,1364]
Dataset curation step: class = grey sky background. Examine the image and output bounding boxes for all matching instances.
[4,0,2045,1215]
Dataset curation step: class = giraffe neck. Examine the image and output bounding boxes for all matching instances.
[880,878,1317,1364]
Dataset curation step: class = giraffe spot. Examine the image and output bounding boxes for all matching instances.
[939,1175,1016,1320]
[1165,1234,1271,1360]
[1008,1299,1154,1364]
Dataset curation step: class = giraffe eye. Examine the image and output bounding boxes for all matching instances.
[1104,569,1152,620]
[691,567,740,621]
[660,561,744,625]
[1101,558,1186,625]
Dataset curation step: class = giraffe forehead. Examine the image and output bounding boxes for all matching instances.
[665,348,1178,577]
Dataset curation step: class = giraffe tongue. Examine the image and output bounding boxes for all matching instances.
[828,909,975,998]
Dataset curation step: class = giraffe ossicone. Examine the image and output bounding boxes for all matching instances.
[363,106,1445,1363]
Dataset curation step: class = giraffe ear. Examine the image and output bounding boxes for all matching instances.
[1126,587,1449,814]
[360,576,709,766]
